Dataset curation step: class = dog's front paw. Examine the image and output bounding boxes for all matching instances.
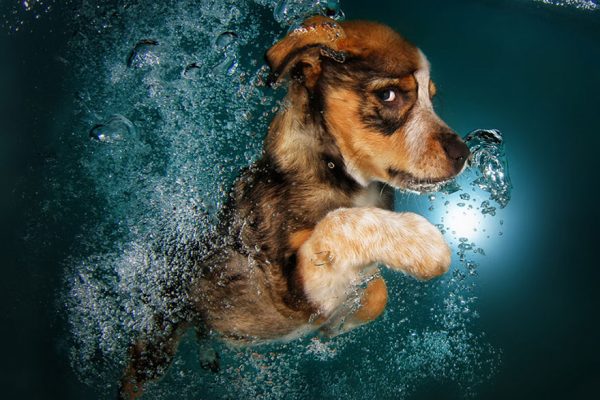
[386,212,451,280]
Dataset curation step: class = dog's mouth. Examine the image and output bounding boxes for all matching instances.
[386,168,460,194]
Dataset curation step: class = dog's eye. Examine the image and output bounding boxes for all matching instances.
[376,88,397,103]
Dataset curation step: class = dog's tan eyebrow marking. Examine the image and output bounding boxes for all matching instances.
[366,74,417,92]
[429,80,437,97]
[413,51,434,110]
[403,49,452,161]
[338,57,418,80]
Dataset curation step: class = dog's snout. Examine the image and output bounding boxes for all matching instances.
[440,133,470,172]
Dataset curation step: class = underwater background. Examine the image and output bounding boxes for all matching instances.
[1,0,599,399]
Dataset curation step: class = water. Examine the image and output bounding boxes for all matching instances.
[62,2,510,396]
[2,1,599,399]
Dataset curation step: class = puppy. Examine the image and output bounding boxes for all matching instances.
[119,16,470,399]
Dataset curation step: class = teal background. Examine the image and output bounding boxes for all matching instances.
[1,0,599,399]
[351,1,600,398]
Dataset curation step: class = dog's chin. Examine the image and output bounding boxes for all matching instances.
[387,169,459,194]
[386,158,471,194]
[395,178,452,194]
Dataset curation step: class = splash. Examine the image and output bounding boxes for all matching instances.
[439,129,512,211]
[464,129,512,208]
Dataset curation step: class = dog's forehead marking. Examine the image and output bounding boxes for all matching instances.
[402,49,445,162]
[414,49,433,110]
[414,50,448,132]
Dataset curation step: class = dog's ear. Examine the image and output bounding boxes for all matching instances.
[266,16,346,88]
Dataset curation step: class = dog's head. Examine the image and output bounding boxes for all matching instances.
[266,17,470,192]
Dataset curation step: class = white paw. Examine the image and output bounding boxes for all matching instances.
[386,212,451,280]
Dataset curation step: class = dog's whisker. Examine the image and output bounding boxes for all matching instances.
[379,182,389,198]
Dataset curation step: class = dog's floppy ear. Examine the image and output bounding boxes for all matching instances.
[266,16,346,88]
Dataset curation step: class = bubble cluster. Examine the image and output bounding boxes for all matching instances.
[464,129,512,208]
[533,0,599,11]
[273,0,344,27]
[62,0,280,392]
[127,39,160,69]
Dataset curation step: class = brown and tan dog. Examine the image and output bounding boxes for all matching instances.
[119,16,470,398]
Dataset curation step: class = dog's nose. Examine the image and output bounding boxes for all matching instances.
[440,133,470,172]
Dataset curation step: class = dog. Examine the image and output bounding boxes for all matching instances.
[118,16,470,399]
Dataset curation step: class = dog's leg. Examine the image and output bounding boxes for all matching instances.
[346,276,388,327]
[195,326,220,373]
[319,273,388,336]
[119,322,186,400]
[297,207,450,317]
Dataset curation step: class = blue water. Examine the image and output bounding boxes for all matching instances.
[1,0,599,399]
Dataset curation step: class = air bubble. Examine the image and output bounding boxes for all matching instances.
[213,56,238,75]
[273,0,334,26]
[466,261,478,276]
[480,200,497,216]
[89,114,136,143]
[319,0,345,20]
[439,180,461,194]
[215,31,238,50]
[183,62,202,80]
[274,0,296,25]
[127,39,160,68]
[458,242,472,252]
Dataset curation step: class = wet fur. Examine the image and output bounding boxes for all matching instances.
[119,17,469,399]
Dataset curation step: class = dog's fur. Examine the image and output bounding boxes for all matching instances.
[119,16,470,398]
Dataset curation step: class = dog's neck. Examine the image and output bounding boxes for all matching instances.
[266,88,341,171]
[261,87,392,215]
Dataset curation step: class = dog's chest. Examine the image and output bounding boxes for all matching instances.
[351,183,392,209]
